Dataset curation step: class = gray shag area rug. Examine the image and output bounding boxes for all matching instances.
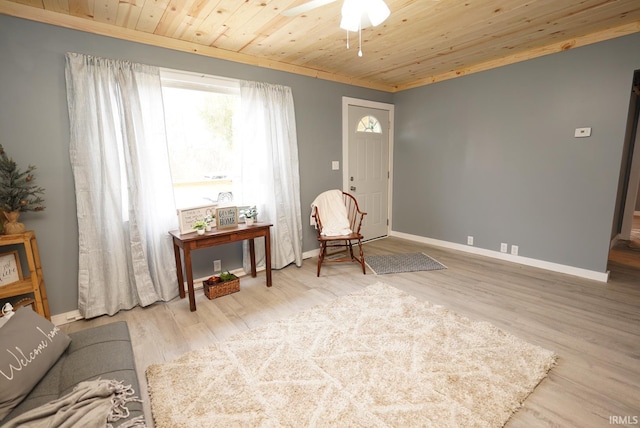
[366,252,447,275]
[146,282,556,428]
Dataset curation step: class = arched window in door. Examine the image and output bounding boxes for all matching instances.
[356,115,382,133]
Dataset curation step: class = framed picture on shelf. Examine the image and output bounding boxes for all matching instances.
[216,206,239,229]
[0,251,22,288]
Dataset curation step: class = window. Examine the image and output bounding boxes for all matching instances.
[356,115,382,133]
[160,70,240,209]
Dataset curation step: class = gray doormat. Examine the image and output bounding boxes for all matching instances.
[365,252,447,275]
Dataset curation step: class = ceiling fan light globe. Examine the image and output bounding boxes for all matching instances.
[340,0,363,31]
[339,15,360,32]
[340,0,389,31]
[367,0,390,27]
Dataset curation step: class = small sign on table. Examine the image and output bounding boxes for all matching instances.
[216,206,239,229]
[177,204,216,234]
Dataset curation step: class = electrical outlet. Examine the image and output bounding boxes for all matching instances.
[467,236,474,246]
[511,245,519,256]
[213,259,222,273]
[500,243,508,253]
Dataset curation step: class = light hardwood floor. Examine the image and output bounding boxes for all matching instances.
[62,233,640,427]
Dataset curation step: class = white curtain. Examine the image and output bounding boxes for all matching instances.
[65,53,178,318]
[239,81,303,270]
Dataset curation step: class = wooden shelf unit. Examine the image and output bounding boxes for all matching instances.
[0,230,50,319]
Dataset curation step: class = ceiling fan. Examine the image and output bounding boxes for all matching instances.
[281,0,391,56]
[281,0,339,18]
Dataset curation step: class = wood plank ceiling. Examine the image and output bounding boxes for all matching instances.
[1,0,639,92]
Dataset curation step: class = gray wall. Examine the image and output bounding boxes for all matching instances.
[393,32,640,272]
[0,15,391,315]
[2,13,638,316]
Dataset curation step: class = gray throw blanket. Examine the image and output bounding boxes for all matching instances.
[3,379,145,428]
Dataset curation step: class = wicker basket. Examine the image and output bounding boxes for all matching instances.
[203,276,240,299]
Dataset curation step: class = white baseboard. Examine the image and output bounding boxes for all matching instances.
[51,310,83,326]
[52,237,607,324]
[390,231,610,283]
[51,266,253,326]
[303,249,320,259]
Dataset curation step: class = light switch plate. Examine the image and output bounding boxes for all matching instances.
[332,161,340,170]
[574,127,591,138]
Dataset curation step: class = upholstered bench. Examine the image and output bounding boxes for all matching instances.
[0,309,144,427]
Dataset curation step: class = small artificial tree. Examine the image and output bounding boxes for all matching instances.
[0,145,45,233]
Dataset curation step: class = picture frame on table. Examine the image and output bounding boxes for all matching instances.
[177,204,216,234]
[216,206,239,229]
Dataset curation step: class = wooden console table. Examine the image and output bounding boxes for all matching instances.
[169,223,272,312]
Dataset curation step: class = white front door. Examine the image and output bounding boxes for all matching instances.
[343,98,393,241]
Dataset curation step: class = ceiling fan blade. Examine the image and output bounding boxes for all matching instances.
[281,0,338,17]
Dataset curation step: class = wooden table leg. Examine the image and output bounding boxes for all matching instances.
[249,238,257,277]
[29,235,51,319]
[184,247,196,312]
[172,240,185,299]
[265,228,272,287]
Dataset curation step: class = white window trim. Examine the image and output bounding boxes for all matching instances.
[160,68,240,94]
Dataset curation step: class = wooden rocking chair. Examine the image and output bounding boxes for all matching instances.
[312,191,367,276]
